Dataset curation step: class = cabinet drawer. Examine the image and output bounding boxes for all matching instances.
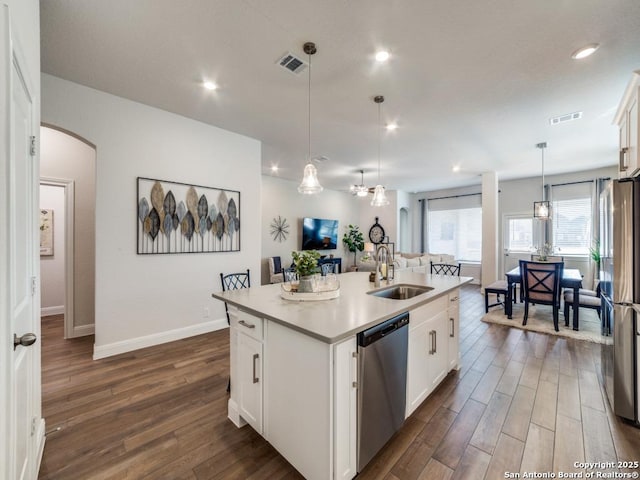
[448,290,460,309]
[232,309,263,340]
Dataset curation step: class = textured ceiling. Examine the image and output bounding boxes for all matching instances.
[40,0,640,193]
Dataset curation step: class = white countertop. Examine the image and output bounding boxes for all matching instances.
[212,271,472,344]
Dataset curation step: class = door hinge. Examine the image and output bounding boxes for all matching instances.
[31,276,37,296]
[31,417,37,436]
[30,136,36,156]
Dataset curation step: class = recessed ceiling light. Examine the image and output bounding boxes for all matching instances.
[452,165,461,173]
[386,123,398,131]
[375,50,390,62]
[203,81,218,90]
[571,43,599,60]
[271,165,278,172]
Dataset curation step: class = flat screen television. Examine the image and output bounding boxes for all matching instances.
[302,217,339,250]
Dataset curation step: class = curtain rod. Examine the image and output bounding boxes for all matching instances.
[550,178,608,188]
[424,192,482,201]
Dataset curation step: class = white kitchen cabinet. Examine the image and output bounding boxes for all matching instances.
[333,337,358,480]
[615,71,640,178]
[264,321,356,480]
[406,296,449,417]
[447,289,460,371]
[228,309,264,434]
[237,332,262,434]
[425,311,449,392]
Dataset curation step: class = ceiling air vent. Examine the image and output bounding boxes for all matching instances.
[276,52,308,75]
[549,111,582,125]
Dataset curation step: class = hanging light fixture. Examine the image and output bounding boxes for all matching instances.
[350,170,369,197]
[298,42,323,195]
[371,95,390,207]
[533,142,551,219]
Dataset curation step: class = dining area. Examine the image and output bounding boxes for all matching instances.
[486,257,602,334]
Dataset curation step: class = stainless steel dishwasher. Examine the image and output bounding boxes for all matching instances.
[357,311,409,471]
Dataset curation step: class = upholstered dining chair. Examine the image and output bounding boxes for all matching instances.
[268,256,284,284]
[563,282,602,326]
[430,261,461,276]
[219,269,250,393]
[520,260,564,332]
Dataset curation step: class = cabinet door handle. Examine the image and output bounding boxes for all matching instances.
[239,320,255,329]
[450,318,455,337]
[433,330,437,354]
[429,330,436,355]
[351,351,358,388]
[450,296,459,302]
[620,147,629,172]
[252,353,259,383]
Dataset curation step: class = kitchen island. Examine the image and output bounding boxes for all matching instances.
[212,271,472,480]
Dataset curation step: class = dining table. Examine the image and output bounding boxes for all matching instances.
[505,267,584,330]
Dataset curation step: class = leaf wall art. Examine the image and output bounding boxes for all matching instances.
[137,177,240,254]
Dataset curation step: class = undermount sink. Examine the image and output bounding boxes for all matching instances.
[367,284,434,300]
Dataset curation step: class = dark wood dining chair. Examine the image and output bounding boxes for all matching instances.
[430,261,461,276]
[530,255,564,262]
[219,269,250,393]
[520,260,564,332]
[220,269,251,325]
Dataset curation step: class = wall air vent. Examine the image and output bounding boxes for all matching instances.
[276,52,309,75]
[549,111,582,125]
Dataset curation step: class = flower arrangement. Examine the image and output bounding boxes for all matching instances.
[291,250,321,277]
[536,242,553,261]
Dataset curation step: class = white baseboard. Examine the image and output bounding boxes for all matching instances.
[93,317,228,360]
[70,324,95,338]
[41,305,64,317]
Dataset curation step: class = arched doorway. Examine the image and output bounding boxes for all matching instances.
[40,125,96,338]
[399,207,410,253]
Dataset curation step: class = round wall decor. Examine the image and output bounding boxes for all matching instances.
[270,215,289,242]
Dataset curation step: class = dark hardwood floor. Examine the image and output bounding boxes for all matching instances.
[39,285,640,480]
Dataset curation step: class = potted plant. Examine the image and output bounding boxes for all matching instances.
[590,239,601,283]
[291,250,321,292]
[342,224,364,270]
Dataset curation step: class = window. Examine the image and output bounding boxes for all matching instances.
[427,194,482,261]
[505,216,534,252]
[550,182,594,256]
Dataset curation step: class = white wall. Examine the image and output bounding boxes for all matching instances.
[41,74,262,358]
[261,175,360,284]
[359,190,399,253]
[40,184,65,315]
[40,126,96,329]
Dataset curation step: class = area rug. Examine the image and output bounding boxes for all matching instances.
[481,303,604,344]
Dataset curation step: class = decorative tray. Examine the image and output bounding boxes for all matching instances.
[280,277,340,301]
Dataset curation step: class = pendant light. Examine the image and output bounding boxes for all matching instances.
[533,142,551,219]
[298,42,323,195]
[350,170,369,197]
[371,95,389,207]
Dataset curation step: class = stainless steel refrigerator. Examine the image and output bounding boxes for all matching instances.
[600,177,640,425]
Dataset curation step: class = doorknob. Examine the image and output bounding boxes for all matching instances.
[14,333,37,350]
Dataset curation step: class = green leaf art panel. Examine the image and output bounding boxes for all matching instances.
[137,177,240,254]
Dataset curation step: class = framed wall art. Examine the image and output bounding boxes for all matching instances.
[137,177,240,254]
[40,209,54,256]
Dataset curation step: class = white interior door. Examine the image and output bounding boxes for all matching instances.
[2,5,43,479]
[503,214,536,276]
